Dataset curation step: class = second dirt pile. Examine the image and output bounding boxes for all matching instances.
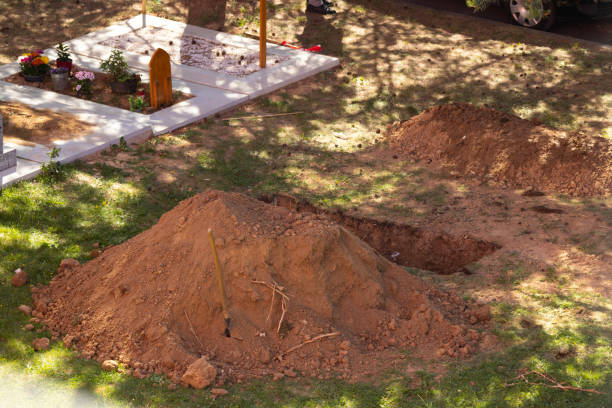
[387,103,611,196]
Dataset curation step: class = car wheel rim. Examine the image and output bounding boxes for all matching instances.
[509,0,543,27]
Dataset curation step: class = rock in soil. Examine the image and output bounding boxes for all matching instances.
[283,369,298,378]
[11,268,27,287]
[181,357,217,389]
[18,305,32,315]
[32,337,50,351]
[102,360,119,371]
[211,388,229,396]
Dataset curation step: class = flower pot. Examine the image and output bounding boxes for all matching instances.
[56,59,73,73]
[23,74,45,82]
[110,78,139,94]
[51,72,69,91]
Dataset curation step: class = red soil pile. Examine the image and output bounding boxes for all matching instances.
[387,103,612,196]
[32,190,493,385]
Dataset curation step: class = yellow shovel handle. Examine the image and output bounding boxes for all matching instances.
[208,229,229,320]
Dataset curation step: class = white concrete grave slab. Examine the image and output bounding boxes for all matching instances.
[0,15,339,187]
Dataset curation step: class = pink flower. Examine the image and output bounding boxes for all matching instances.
[75,84,82,91]
[74,71,95,81]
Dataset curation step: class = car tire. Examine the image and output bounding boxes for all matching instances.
[506,0,557,30]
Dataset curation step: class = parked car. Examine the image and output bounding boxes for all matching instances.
[505,0,612,29]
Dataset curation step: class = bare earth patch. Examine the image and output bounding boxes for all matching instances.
[0,101,93,147]
[386,103,612,197]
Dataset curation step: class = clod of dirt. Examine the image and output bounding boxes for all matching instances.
[211,388,229,396]
[471,305,491,323]
[182,357,217,389]
[11,268,27,287]
[32,337,50,351]
[33,190,491,383]
[18,305,32,315]
[261,194,498,274]
[387,103,612,196]
[59,258,80,272]
[63,334,75,348]
[102,360,119,371]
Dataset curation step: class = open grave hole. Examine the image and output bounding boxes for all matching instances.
[260,194,499,274]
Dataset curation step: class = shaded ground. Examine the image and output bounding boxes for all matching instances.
[402,0,612,45]
[0,101,93,147]
[0,0,611,407]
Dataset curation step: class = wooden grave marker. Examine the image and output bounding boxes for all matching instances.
[149,48,172,109]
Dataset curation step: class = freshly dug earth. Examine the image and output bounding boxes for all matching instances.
[387,103,612,196]
[262,193,499,274]
[32,190,493,385]
[0,101,93,147]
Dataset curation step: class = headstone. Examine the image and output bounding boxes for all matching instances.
[0,115,17,172]
[149,48,172,109]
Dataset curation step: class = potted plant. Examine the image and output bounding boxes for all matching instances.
[17,50,50,82]
[99,49,140,94]
[74,70,95,98]
[50,67,70,91]
[55,43,73,72]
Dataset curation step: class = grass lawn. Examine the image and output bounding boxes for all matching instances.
[1,0,611,407]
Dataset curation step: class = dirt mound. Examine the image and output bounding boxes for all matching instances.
[32,190,493,384]
[387,103,612,196]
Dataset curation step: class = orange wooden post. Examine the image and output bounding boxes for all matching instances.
[149,48,172,109]
[142,0,147,27]
[259,0,267,68]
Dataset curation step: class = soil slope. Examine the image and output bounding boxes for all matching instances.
[387,103,612,196]
[33,190,493,384]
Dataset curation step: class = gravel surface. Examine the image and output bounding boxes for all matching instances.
[100,26,288,76]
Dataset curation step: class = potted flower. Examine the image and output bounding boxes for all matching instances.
[99,49,140,94]
[55,43,73,72]
[50,67,70,91]
[17,50,50,82]
[74,71,95,98]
